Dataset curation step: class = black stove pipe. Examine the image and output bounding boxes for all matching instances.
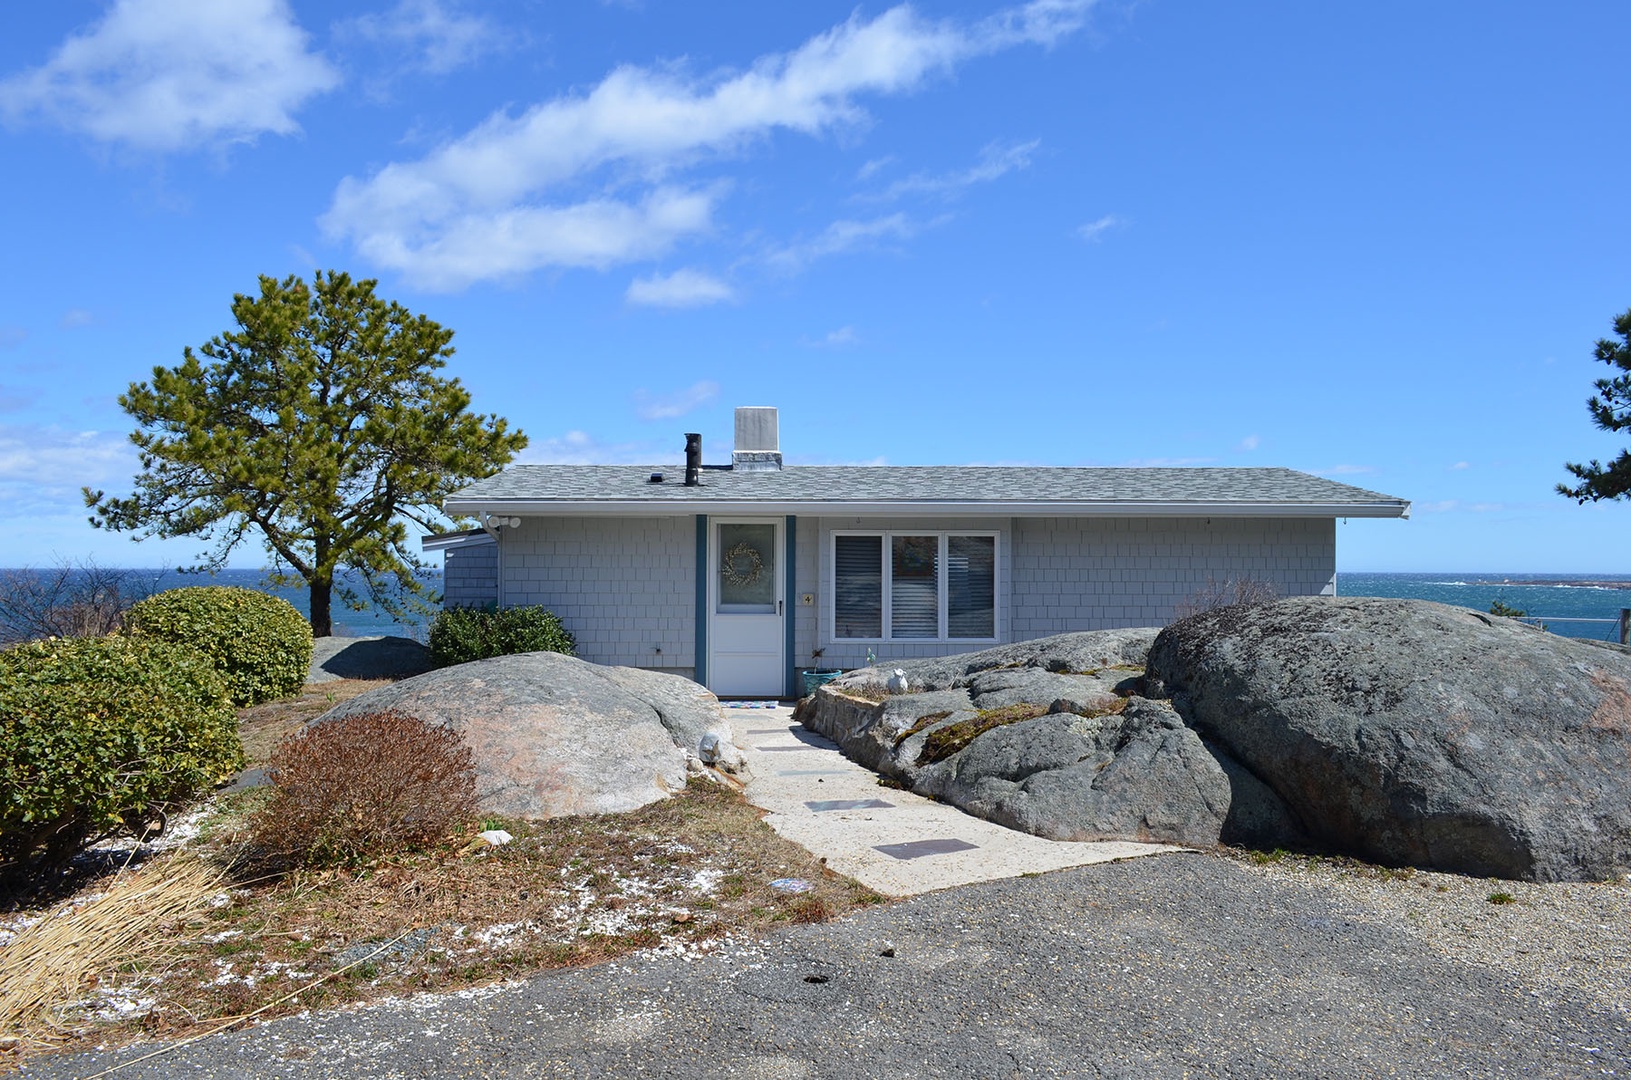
[684,433,701,486]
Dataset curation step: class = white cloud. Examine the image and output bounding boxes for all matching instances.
[337,186,718,290]
[514,429,670,465]
[0,0,339,153]
[1236,434,1260,452]
[803,326,859,348]
[763,213,924,272]
[1119,456,1217,467]
[0,426,134,513]
[626,269,736,309]
[790,453,891,466]
[1076,213,1124,242]
[59,308,94,329]
[335,0,509,76]
[856,155,896,180]
[1415,500,1507,514]
[634,380,721,420]
[320,0,1095,289]
[1316,464,1376,476]
[864,139,1039,201]
[1451,461,1471,470]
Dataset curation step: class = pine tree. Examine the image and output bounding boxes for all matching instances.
[1559,306,1631,504]
[86,271,527,636]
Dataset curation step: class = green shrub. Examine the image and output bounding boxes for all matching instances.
[249,710,477,867]
[0,635,242,870]
[428,604,576,667]
[124,585,313,705]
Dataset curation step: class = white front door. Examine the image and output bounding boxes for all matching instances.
[709,518,784,697]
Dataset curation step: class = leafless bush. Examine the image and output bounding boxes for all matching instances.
[249,710,478,867]
[1171,576,1280,622]
[0,559,161,644]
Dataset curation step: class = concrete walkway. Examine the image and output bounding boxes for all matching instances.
[722,702,1178,897]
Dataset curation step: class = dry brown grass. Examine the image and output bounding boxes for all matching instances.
[163,780,871,1041]
[0,857,225,1050]
[235,679,391,764]
[1,779,884,1068]
[0,677,888,1070]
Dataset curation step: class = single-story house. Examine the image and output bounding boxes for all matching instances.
[427,407,1410,698]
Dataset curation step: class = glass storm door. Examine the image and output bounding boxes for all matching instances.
[709,519,784,697]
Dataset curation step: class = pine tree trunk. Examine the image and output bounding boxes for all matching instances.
[310,579,333,638]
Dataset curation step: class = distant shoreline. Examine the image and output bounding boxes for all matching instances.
[1467,579,1631,591]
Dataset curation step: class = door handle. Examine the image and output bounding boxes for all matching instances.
[778,600,783,615]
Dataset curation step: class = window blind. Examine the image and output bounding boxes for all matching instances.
[833,535,882,638]
[891,535,939,638]
[947,534,995,638]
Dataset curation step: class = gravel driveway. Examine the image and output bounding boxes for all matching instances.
[25,852,1627,1079]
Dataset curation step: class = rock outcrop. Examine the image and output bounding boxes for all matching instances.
[799,630,1272,847]
[800,604,1631,880]
[1146,597,1631,881]
[315,652,744,820]
[307,635,433,684]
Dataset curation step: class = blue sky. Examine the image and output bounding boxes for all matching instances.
[3,0,1630,572]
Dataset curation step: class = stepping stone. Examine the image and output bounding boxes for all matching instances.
[745,728,792,735]
[805,799,894,812]
[756,745,815,752]
[874,838,979,860]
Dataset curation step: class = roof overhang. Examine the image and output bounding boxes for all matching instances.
[442,498,1411,520]
[421,528,497,553]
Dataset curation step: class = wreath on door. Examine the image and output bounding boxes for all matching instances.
[722,541,765,587]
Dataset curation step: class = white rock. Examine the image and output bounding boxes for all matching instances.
[698,732,724,762]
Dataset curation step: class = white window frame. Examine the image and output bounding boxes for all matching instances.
[828,530,1000,644]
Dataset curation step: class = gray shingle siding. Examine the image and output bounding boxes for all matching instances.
[443,543,497,608]
[468,511,1341,684]
[499,515,696,676]
[1005,516,1333,636]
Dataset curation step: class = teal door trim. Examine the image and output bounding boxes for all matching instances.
[694,514,708,686]
[784,515,797,699]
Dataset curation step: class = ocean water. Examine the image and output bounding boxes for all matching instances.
[10,567,1628,644]
[1339,572,1631,643]
[3,567,440,640]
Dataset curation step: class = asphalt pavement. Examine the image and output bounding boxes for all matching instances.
[26,853,1628,1079]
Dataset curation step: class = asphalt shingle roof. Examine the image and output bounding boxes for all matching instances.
[446,464,1407,512]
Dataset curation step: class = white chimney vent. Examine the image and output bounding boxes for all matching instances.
[732,407,782,471]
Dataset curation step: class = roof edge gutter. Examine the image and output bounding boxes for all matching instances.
[443,498,1413,520]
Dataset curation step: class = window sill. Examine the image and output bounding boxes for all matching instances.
[828,637,1002,646]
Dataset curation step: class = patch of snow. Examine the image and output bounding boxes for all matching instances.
[0,913,42,947]
[86,985,157,1022]
[371,980,528,1012]
[579,906,648,937]
[473,920,537,948]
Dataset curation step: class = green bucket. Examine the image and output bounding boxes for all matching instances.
[800,669,843,697]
